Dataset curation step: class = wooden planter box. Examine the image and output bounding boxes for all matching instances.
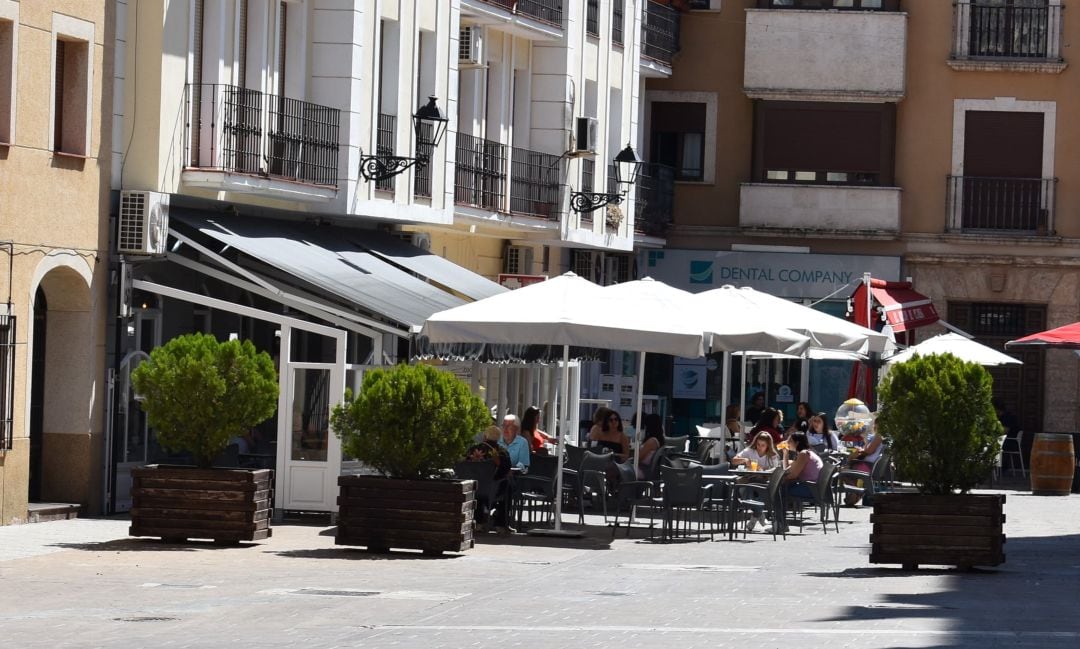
[129,465,273,543]
[336,475,475,555]
[870,493,1005,569]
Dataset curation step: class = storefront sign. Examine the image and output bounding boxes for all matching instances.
[498,274,548,290]
[641,250,901,299]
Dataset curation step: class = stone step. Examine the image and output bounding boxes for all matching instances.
[27,503,81,523]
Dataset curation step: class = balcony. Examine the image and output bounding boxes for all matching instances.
[946,176,1057,234]
[510,147,564,219]
[455,133,506,212]
[455,133,563,219]
[641,0,681,76]
[950,1,1065,73]
[183,84,340,199]
[739,183,901,233]
[375,113,396,193]
[635,163,676,238]
[757,0,900,8]
[462,0,564,39]
[743,8,907,101]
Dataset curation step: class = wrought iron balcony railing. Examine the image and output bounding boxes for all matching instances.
[947,175,1056,234]
[510,147,563,218]
[375,113,396,192]
[474,0,564,27]
[635,163,676,237]
[414,122,434,198]
[455,132,507,212]
[953,1,1063,60]
[184,83,340,187]
[642,0,681,66]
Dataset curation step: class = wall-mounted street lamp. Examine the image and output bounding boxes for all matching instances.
[359,96,449,183]
[569,144,644,214]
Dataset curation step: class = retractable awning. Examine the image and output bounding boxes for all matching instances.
[870,281,939,333]
[171,212,505,330]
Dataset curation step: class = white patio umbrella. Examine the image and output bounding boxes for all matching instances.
[886,332,1021,367]
[602,278,810,468]
[421,272,707,535]
[693,285,890,433]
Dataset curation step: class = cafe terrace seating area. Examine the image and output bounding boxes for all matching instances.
[454,433,902,543]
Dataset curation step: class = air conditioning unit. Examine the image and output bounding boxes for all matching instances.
[117,190,170,256]
[574,116,598,154]
[459,25,482,66]
[504,245,535,275]
[410,232,432,252]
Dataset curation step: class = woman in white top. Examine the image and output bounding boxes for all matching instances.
[806,413,840,452]
[732,431,780,470]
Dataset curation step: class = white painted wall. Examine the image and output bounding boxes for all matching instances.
[743,9,907,101]
[739,183,902,233]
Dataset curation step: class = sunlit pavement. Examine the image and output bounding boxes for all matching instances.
[0,485,1077,649]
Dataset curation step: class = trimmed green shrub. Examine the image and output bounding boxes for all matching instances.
[876,353,1002,495]
[330,363,490,480]
[131,333,279,469]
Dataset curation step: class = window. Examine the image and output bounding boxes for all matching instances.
[612,0,624,45]
[0,14,13,144]
[754,101,896,185]
[968,0,1051,58]
[688,0,721,8]
[587,0,600,37]
[51,14,94,157]
[650,102,706,181]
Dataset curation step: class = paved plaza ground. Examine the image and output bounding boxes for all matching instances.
[0,484,1077,649]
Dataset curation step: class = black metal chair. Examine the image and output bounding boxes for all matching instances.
[836,451,892,510]
[610,447,671,537]
[453,460,507,530]
[787,460,839,534]
[578,451,613,524]
[730,466,787,541]
[516,454,559,528]
[657,464,712,542]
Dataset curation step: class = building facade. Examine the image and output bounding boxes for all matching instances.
[0,0,113,523]
[645,0,1078,443]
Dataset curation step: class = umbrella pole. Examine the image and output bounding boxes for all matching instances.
[740,354,748,447]
[634,352,646,472]
[529,344,582,538]
[721,351,731,452]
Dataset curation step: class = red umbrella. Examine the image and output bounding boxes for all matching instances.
[1006,322,1080,350]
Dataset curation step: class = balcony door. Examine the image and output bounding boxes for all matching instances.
[962,110,1044,230]
[277,362,344,512]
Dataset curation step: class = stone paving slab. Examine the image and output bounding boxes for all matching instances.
[0,488,1077,648]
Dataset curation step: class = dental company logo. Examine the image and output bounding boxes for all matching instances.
[689,260,713,284]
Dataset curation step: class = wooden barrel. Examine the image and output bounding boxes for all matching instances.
[1030,433,1076,496]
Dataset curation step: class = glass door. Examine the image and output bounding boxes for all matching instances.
[278,362,343,512]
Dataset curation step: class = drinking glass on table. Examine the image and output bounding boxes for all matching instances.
[750,460,759,471]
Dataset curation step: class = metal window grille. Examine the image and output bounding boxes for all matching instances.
[587,0,600,36]
[971,304,1027,337]
[184,83,341,187]
[510,147,563,218]
[376,113,396,192]
[613,0,625,45]
[414,121,434,198]
[478,0,564,26]
[0,316,14,450]
[582,158,595,194]
[642,0,680,65]
[635,162,676,236]
[967,1,1053,59]
[455,132,507,211]
[946,175,1055,233]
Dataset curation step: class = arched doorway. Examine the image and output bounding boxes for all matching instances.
[28,262,97,508]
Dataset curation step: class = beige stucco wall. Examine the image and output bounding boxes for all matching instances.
[0,1,111,523]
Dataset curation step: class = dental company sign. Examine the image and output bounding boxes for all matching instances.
[642,250,901,299]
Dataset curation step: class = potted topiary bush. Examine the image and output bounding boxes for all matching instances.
[871,352,1005,569]
[331,362,490,555]
[128,333,278,543]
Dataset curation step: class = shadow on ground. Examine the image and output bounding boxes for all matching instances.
[807,532,1080,648]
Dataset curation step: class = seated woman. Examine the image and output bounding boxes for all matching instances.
[806,412,840,453]
[732,431,781,471]
[844,419,884,506]
[521,405,555,454]
[724,404,742,460]
[787,401,814,434]
[588,407,630,462]
[748,407,785,446]
[636,413,666,479]
[782,432,824,502]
